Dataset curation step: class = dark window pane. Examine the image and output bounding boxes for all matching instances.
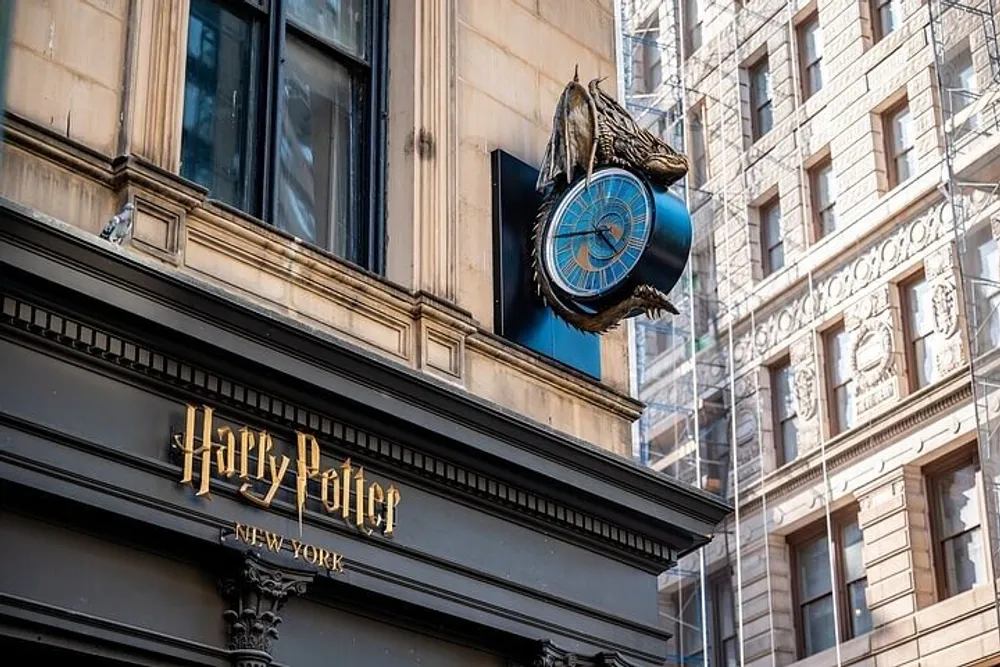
[834,383,855,431]
[937,463,981,536]
[878,0,901,36]
[718,579,734,637]
[943,529,987,595]
[973,233,1000,350]
[757,101,773,136]
[768,241,784,272]
[905,277,940,388]
[723,638,738,667]
[286,0,368,59]
[798,535,832,600]
[841,519,865,582]
[775,365,795,419]
[680,588,702,651]
[944,49,976,114]
[782,419,798,463]
[802,595,836,656]
[848,579,872,636]
[277,35,354,254]
[181,0,257,211]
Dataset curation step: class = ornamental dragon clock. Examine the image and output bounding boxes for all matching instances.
[533,67,694,334]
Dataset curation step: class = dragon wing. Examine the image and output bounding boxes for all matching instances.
[536,74,599,193]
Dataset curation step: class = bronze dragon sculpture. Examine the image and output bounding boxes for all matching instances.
[532,67,692,333]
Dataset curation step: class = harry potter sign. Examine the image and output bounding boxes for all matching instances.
[173,405,401,537]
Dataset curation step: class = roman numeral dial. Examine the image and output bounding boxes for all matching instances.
[542,168,654,301]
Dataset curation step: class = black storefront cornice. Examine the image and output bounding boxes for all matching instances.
[0,198,731,560]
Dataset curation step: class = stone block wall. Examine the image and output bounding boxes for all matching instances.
[1,0,641,456]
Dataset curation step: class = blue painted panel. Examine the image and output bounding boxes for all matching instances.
[490,150,602,380]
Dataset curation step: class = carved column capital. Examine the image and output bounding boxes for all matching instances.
[220,551,315,667]
[528,640,636,667]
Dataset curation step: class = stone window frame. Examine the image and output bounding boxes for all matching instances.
[636,12,663,94]
[683,0,703,57]
[807,151,837,241]
[880,96,916,191]
[899,269,941,392]
[823,320,855,437]
[870,0,902,43]
[177,0,390,272]
[672,568,738,664]
[689,100,710,189]
[795,9,824,101]
[788,504,871,659]
[924,441,994,602]
[747,54,774,142]
[758,194,784,277]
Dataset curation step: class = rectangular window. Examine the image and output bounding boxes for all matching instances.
[883,100,915,188]
[928,447,988,599]
[749,57,773,140]
[679,584,703,663]
[826,324,855,435]
[943,47,977,116]
[903,272,942,390]
[798,15,824,99]
[772,360,798,465]
[690,105,708,188]
[793,510,872,659]
[641,15,663,93]
[760,197,784,276]
[676,574,738,666]
[970,226,1000,351]
[685,0,703,55]
[810,158,837,237]
[180,0,385,270]
[872,0,901,41]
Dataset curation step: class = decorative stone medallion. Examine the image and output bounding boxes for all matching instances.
[932,282,959,337]
[851,320,893,389]
[794,366,818,420]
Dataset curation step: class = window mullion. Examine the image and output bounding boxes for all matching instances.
[262,3,285,224]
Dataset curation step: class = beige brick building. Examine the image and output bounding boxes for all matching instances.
[1,0,633,454]
[625,0,1000,664]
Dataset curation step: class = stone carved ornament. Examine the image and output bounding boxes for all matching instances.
[794,366,818,421]
[932,281,960,337]
[530,639,638,667]
[219,551,315,667]
[850,319,894,391]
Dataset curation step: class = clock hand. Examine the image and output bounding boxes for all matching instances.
[597,230,618,253]
[553,229,599,238]
[554,225,611,239]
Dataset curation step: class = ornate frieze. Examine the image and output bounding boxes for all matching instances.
[733,201,950,369]
[219,551,315,667]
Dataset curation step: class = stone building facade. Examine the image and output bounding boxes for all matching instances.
[0,2,732,667]
[626,0,1000,664]
[2,0,631,456]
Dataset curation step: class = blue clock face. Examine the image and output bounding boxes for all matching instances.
[543,168,653,299]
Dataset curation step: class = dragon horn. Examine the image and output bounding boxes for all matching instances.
[573,64,580,82]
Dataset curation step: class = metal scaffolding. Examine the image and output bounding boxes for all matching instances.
[620,0,1000,662]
